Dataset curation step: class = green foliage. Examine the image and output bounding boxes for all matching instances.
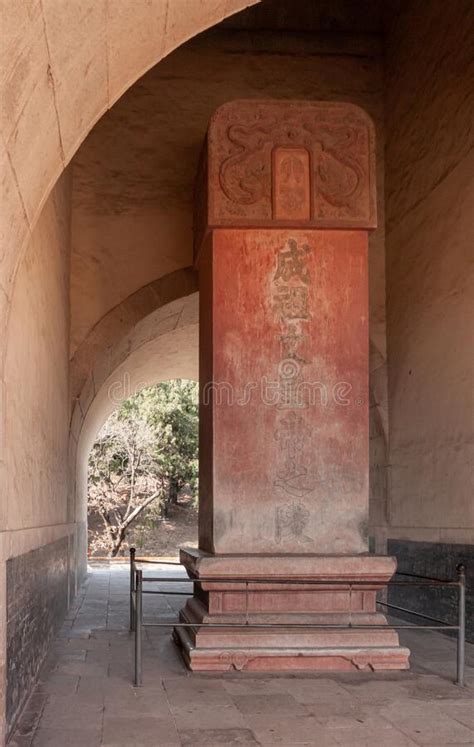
[88,379,198,556]
[126,379,199,504]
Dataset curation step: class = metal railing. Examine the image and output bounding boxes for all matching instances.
[129,548,466,688]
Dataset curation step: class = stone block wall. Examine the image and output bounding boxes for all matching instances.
[383,0,474,634]
[6,538,72,729]
[388,540,474,642]
[0,173,79,739]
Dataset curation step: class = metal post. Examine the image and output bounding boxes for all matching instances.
[456,564,466,687]
[129,547,136,631]
[134,569,143,686]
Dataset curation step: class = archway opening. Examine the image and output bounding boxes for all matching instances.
[87,380,199,560]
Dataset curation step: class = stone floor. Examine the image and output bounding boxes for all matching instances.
[10,563,474,747]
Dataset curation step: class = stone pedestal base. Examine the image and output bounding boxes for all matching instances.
[174,549,410,673]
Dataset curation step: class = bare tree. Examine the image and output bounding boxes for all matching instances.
[88,412,165,557]
[88,381,198,557]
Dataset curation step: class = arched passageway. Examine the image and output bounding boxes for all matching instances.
[0,0,256,300]
[1,0,473,741]
[73,293,198,580]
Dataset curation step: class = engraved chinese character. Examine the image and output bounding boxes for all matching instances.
[274,411,305,467]
[279,327,307,363]
[277,359,305,409]
[273,413,317,496]
[275,502,311,544]
[274,286,309,321]
[273,238,310,285]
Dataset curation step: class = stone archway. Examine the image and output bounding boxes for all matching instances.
[71,292,198,583]
[70,268,198,403]
[0,0,258,338]
[2,0,472,739]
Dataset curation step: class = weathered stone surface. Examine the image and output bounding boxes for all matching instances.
[195,99,376,255]
[76,293,199,479]
[0,0,63,226]
[388,539,474,642]
[383,0,474,557]
[179,727,260,747]
[4,174,71,532]
[70,268,198,402]
[177,548,409,672]
[107,0,168,105]
[385,0,474,231]
[1,0,255,260]
[1,2,472,738]
[177,99,408,673]
[6,537,70,731]
[67,32,389,607]
[0,172,76,743]
[70,31,385,360]
[198,227,369,555]
[15,565,470,745]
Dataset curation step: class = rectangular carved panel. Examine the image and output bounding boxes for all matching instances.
[272,147,311,221]
[194,99,376,256]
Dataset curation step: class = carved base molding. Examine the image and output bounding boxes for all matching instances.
[174,548,410,673]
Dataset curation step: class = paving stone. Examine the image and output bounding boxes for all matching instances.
[37,674,79,696]
[8,736,33,747]
[173,702,246,730]
[62,639,106,651]
[222,677,288,696]
[10,565,474,747]
[179,727,261,746]
[247,713,338,745]
[281,678,356,706]
[39,697,103,730]
[39,654,59,676]
[13,707,43,737]
[56,660,108,677]
[108,660,136,679]
[382,710,474,745]
[103,686,171,717]
[305,701,372,722]
[102,715,180,746]
[92,630,128,641]
[58,651,88,663]
[58,628,91,639]
[32,727,102,746]
[21,691,49,714]
[337,678,413,706]
[75,675,128,702]
[333,737,417,747]
[86,650,110,664]
[319,714,418,746]
[163,678,235,708]
[140,656,188,677]
[233,692,307,715]
[440,701,474,729]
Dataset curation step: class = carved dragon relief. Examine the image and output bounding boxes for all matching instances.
[312,126,365,211]
[208,103,374,227]
[219,124,273,206]
[218,123,365,214]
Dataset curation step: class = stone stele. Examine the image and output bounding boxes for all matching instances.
[176,100,410,672]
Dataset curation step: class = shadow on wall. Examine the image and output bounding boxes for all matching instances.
[388,540,474,643]
[6,537,75,731]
